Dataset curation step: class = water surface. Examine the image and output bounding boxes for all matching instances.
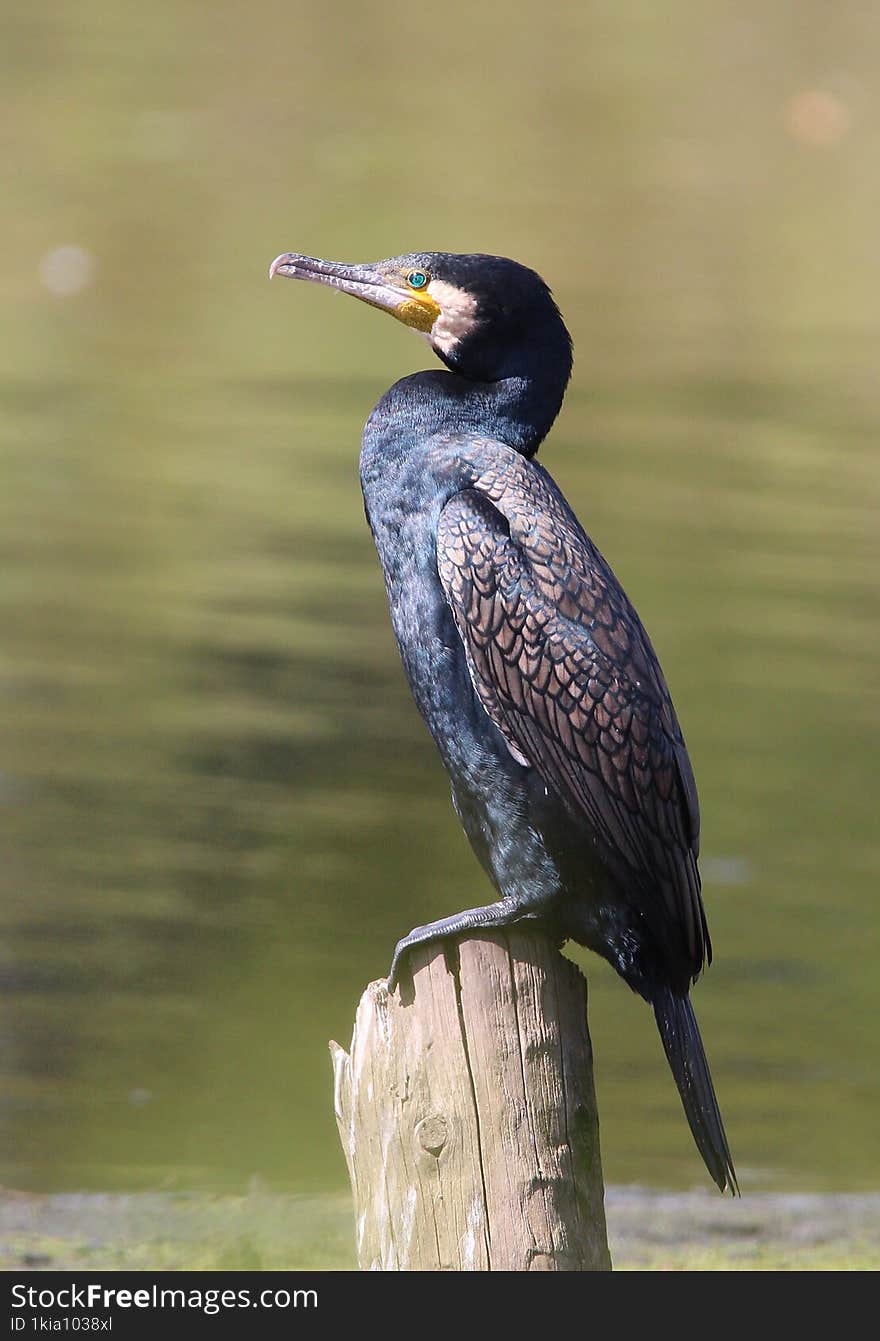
[0,0,877,1197]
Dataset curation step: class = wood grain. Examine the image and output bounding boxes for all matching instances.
[330,930,611,1271]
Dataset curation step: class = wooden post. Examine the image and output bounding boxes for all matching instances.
[329,928,611,1271]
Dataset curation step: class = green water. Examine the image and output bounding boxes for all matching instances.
[0,1,877,1198]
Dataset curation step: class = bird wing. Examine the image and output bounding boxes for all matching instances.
[436,453,708,976]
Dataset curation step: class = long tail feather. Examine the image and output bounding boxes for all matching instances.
[653,988,739,1194]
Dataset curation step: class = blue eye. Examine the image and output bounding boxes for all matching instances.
[407,270,429,290]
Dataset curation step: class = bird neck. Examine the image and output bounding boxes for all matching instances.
[365,365,567,461]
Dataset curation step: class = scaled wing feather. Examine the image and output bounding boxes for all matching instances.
[436,450,708,976]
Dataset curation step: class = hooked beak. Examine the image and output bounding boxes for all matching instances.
[268,252,439,333]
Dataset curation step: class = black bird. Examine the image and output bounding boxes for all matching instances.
[269,249,737,1194]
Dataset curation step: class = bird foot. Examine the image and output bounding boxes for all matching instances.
[385,898,532,994]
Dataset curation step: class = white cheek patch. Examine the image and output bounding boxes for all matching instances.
[427,279,479,354]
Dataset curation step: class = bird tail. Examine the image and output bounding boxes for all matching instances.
[653,988,739,1194]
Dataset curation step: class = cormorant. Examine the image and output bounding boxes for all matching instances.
[269,249,737,1194]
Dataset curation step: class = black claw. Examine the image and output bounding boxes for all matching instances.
[386,940,408,994]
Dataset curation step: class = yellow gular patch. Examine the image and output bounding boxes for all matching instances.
[394,292,441,332]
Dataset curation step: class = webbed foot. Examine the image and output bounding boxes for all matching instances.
[386,897,529,992]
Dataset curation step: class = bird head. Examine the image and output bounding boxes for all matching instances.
[269,250,572,389]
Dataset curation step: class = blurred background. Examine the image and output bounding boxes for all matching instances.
[0,0,877,1209]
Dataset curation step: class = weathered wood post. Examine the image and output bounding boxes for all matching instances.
[329,928,611,1270]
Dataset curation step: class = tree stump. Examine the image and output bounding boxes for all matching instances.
[329,928,611,1271]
